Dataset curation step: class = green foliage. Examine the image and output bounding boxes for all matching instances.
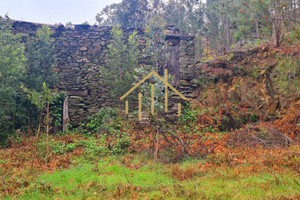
[203,125,216,134]
[271,56,300,99]
[135,67,174,113]
[50,140,77,154]
[23,83,51,110]
[15,154,300,199]
[22,83,59,112]
[101,26,139,103]
[22,82,62,136]
[131,15,171,114]
[96,0,150,27]
[249,66,260,78]
[22,157,174,199]
[205,0,274,50]
[65,143,77,152]
[0,22,59,142]
[86,107,120,133]
[226,53,234,61]
[35,136,69,158]
[23,25,58,133]
[20,26,59,135]
[256,38,261,45]
[83,109,132,156]
[80,108,132,157]
[110,131,131,155]
[50,141,66,155]
[290,26,300,41]
[233,30,243,42]
[78,137,109,158]
[237,25,251,40]
[24,26,58,91]
[0,19,26,136]
[195,71,216,88]
[203,1,223,49]
[52,93,67,127]
[96,0,204,33]
[0,133,11,147]
[179,103,200,134]
[179,104,198,125]
[162,0,204,34]
[232,66,248,76]
[144,15,167,72]
[76,133,130,159]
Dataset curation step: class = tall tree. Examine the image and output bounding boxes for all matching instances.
[101,26,140,103]
[96,0,150,27]
[203,0,226,52]
[0,19,26,136]
[213,0,300,47]
[24,26,58,91]
[160,0,204,34]
[144,15,168,73]
[22,26,59,134]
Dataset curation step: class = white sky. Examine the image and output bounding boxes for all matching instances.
[0,0,122,25]
[0,0,206,25]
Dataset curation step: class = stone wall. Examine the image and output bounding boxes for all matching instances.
[11,21,196,125]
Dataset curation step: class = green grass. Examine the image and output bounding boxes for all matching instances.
[196,170,298,199]
[0,159,7,164]
[6,155,300,200]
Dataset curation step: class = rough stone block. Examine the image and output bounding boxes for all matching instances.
[67,90,89,97]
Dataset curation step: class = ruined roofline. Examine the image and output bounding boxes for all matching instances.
[10,19,195,40]
[9,18,59,28]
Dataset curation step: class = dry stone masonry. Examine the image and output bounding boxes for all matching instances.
[12,21,197,125]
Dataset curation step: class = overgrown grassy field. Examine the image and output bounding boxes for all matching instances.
[2,153,300,200]
[1,131,299,200]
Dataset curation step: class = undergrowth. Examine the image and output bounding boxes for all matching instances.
[1,153,299,200]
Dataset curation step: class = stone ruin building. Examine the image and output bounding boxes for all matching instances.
[11,20,198,126]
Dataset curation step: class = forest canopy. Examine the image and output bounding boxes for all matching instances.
[96,0,300,48]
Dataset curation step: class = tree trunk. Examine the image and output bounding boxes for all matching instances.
[154,119,159,160]
[32,104,43,169]
[46,101,50,160]
[272,18,282,47]
[225,16,231,50]
[12,111,16,133]
[63,96,69,133]
[27,100,31,136]
[256,21,260,39]
[271,1,283,47]
[154,130,159,160]
[36,107,43,138]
